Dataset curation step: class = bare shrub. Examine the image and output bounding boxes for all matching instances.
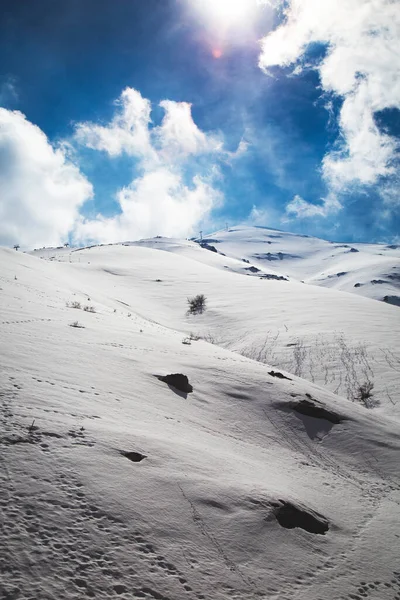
[182,332,200,345]
[200,333,219,345]
[354,381,378,408]
[67,300,82,309]
[187,294,207,315]
[83,305,96,313]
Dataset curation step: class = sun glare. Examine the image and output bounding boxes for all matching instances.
[191,0,260,29]
[209,0,253,21]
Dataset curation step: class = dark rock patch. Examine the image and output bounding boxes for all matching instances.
[268,370,292,380]
[386,244,399,249]
[371,279,389,285]
[290,399,343,424]
[245,266,261,273]
[274,500,329,535]
[383,295,400,306]
[1,435,32,446]
[253,252,299,261]
[200,243,218,253]
[260,274,288,281]
[354,282,363,288]
[158,373,193,394]
[121,451,146,463]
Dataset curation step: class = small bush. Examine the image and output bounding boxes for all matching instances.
[355,381,377,408]
[67,300,81,309]
[69,321,85,328]
[200,333,218,344]
[83,305,96,313]
[187,294,207,315]
[182,333,200,345]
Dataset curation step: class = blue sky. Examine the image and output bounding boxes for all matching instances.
[0,0,399,248]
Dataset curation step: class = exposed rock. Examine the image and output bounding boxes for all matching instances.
[273,500,329,535]
[383,295,400,307]
[290,398,343,424]
[268,371,292,380]
[260,274,288,281]
[253,252,299,261]
[200,243,218,253]
[159,373,193,394]
[121,451,146,463]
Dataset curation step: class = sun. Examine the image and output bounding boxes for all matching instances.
[190,0,260,29]
[206,0,254,22]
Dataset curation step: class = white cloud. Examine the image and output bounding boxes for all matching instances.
[75,89,223,164]
[74,87,155,160]
[260,0,400,201]
[74,87,234,244]
[323,82,397,188]
[0,109,93,249]
[155,101,223,160]
[74,169,221,243]
[285,194,342,219]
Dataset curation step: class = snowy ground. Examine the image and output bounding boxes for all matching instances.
[1,235,400,600]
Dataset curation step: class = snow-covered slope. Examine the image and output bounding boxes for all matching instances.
[52,241,400,409]
[25,241,400,414]
[1,244,400,600]
[186,226,400,305]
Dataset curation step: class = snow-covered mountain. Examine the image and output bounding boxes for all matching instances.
[193,226,400,306]
[1,229,400,600]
